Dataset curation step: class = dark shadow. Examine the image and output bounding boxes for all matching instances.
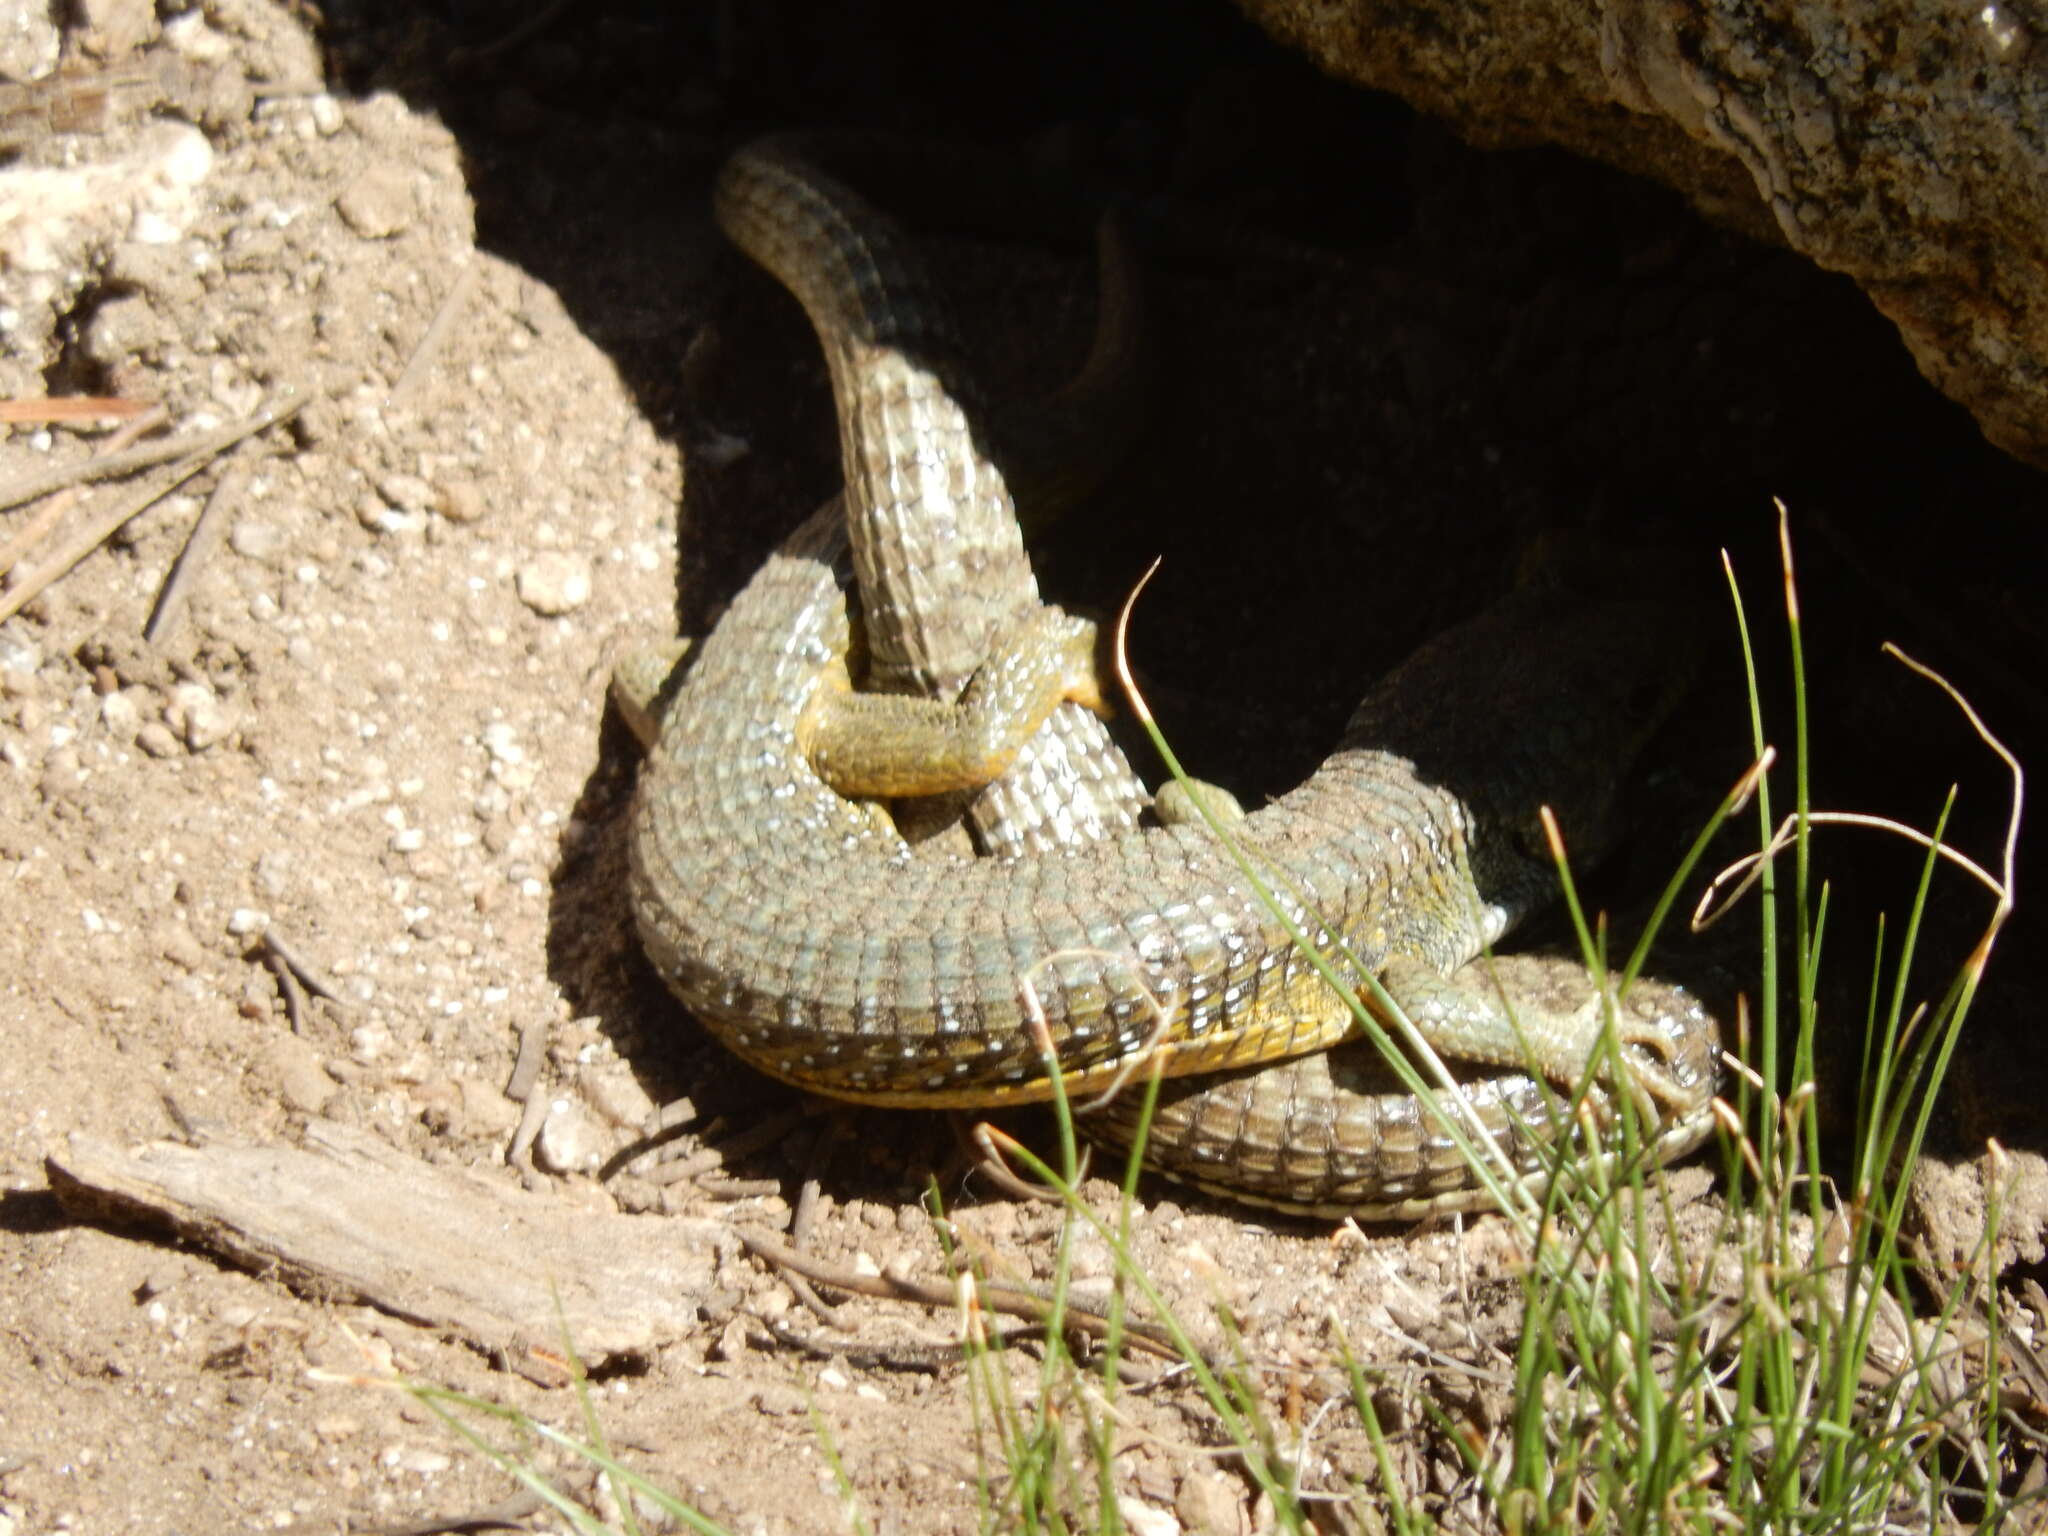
[0,1187,70,1236]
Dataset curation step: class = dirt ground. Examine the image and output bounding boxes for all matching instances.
[4,3,2046,1532]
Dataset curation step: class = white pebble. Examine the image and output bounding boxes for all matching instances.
[515,552,592,616]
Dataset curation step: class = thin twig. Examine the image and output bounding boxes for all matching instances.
[1693,632,2023,934]
[502,1013,552,1170]
[144,462,249,643]
[610,1097,698,1179]
[614,1105,808,1185]
[736,1227,1185,1362]
[259,929,343,1005]
[644,1096,698,1136]
[790,1174,824,1247]
[1693,811,2005,932]
[698,1175,785,1200]
[645,1147,725,1186]
[506,1085,549,1172]
[0,404,168,577]
[0,393,306,623]
[785,1175,849,1327]
[0,387,300,512]
[258,944,307,1036]
[355,1489,545,1536]
[0,396,156,424]
[1,454,212,623]
[504,1013,549,1102]
[961,1116,1064,1204]
[1882,642,2024,911]
[753,1314,963,1374]
[700,1108,806,1166]
[387,262,480,409]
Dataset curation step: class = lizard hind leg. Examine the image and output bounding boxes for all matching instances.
[609,639,693,752]
[1374,952,1712,1116]
[1149,777,1716,1122]
[801,604,1108,799]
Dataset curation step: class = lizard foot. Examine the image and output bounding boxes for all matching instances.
[1604,978,1720,1118]
[1379,954,1718,1122]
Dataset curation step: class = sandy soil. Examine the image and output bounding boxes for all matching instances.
[3,3,2044,1532]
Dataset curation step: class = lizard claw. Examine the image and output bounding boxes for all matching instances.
[1606,981,1719,1116]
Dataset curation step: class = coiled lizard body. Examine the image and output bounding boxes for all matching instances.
[625,141,1720,1216]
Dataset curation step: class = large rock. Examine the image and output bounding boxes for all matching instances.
[1241,0,2048,469]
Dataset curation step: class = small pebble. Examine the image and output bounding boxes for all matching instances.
[436,480,486,523]
[182,699,233,750]
[480,722,522,764]
[456,1076,521,1136]
[356,495,420,537]
[581,1062,657,1128]
[534,1095,608,1174]
[80,292,162,371]
[73,0,157,56]
[99,690,141,740]
[163,8,230,60]
[0,631,42,674]
[1176,1472,1246,1536]
[709,1314,750,1362]
[41,746,85,795]
[376,473,435,517]
[230,520,284,560]
[253,850,294,899]
[264,1035,338,1115]
[516,552,592,616]
[157,922,206,971]
[335,165,415,239]
[135,721,180,758]
[388,1446,452,1476]
[1116,1496,1181,1536]
[165,682,234,751]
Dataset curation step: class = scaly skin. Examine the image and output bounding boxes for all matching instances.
[1094,955,1720,1219]
[714,141,1149,856]
[630,492,1706,1104]
[627,140,1721,1211]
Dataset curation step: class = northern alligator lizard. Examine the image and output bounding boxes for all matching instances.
[626,141,1721,1215]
